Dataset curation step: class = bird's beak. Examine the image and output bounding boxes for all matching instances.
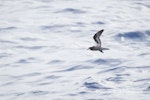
[87,48,89,50]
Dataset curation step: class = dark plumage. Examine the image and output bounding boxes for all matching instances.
[88,29,109,53]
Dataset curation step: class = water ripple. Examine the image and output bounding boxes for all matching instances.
[0,53,12,58]
[145,86,150,91]
[115,30,149,41]
[47,60,65,64]
[98,66,126,74]
[16,57,40,63]
[0,40,17,44]
[19,72,41,78]
[19,37,41,41]
[57,65,92,72]
[145,30,150,36]
[41,25,66,30]
[0,27,16,31]
[15,45,46,50]
[83,82,111,90]
[29,90,49,95]
[106,76,125,83]
[134,78,150,82]
[55,8,86,14]
[44,75,61,79]
[92,21,105,25]
[88,58,122,66]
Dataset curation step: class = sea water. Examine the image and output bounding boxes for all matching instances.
[0,0,150,100]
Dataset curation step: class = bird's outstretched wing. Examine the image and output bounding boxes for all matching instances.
[93,29,104,46]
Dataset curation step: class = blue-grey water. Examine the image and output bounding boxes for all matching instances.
[0,0,150,100]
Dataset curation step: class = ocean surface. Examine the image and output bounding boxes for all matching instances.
[0,0,150,100]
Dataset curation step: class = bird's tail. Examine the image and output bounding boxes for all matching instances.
[101,48,109,50]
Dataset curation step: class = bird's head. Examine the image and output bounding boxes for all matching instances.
[88,47,94,50]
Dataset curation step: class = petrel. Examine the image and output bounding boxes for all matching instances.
[88,29,109,53]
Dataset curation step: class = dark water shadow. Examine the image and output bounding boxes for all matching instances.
[87,58,122,66]
[75,22,86,26]
[55,8,86,14]
[0,27,16,31]
[1,82,15,86]
[97,66,126,74]
[41,24,67,30]
[106,76,125,83]
[138,53,150,56]
[34,74,61,86]
[19,37,41,41]
[0,53,12,58]
[83,82,111,90]
[55,65,92,72]
[92,21,105,25]
[0,92,25,97]
[145,86,150,92]
[135,2,150,8]
[82,77,111,91]
[134,78,150,82]
[115,30,150,42]
[69,29,82,33]
[47,60,65,64]
[29,90,49,95]
[15,45,47,50]
[44,75,61,80]
[0,40,17,44]
[16,57,41,64]
[18,72,41,78]
[38,0,53,3]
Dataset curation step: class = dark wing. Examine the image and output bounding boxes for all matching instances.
[93,29,104,45]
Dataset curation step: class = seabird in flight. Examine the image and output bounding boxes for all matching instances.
[88,29,109,53]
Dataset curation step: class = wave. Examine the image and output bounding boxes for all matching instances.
[115,30,150,42]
